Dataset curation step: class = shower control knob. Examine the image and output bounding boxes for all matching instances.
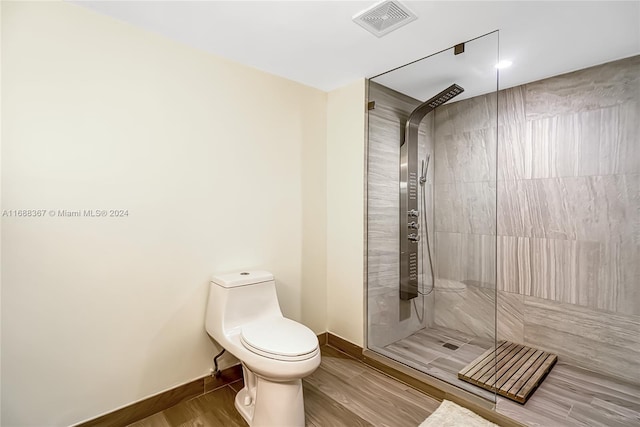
[408,233,420,242]
[408,221,420,229]
[408,209,419,217]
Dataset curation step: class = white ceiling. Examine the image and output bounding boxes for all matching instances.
[372,30,501,102]
[74,1,639,100]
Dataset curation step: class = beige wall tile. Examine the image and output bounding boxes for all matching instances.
[498,175,638,243]
[367,82,434,347]
[434,128,497,184]
[434,181,496,234]
[525,55,640,121]
[523,296,640,384]
[497,292,525,344]
[435,232,495,288]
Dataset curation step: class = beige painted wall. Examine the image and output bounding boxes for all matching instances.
[1,2,328,425]
[326,80,366,346]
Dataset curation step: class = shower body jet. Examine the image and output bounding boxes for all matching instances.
[400,84,464,300]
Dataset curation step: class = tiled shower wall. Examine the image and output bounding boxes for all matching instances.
[434,55,640,384]
[367,82,434,347]
[432,85,499,341]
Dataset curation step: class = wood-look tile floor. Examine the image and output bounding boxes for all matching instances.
[380,326,640,427]
[129,346,441,427]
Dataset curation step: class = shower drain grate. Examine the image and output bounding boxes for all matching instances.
[442,342,459,351]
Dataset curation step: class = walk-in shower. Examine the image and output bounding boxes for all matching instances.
[366,29,640,426]
[400,84,463,300]
[367,32,499,405]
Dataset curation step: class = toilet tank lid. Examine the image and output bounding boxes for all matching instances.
[211,270,274,288]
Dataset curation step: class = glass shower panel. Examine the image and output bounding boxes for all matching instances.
[366,31,499,401]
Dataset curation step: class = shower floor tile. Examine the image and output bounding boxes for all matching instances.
[380,326,496,400]
[378,326,640,426]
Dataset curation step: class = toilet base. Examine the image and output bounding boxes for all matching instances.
[234,387,255,424]
[234,366,305,427]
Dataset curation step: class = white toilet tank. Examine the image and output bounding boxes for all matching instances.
[205,271,283,338]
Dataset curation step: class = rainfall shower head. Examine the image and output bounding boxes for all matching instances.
[401,83,464,146]
[425,84,464,109]
[406,84,464,137]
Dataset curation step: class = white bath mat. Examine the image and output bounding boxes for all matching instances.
[419,400,498,427]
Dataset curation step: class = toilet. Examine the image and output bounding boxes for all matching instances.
[205,270,320,427]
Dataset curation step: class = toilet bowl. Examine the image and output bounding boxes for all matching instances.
[205,270,320,427]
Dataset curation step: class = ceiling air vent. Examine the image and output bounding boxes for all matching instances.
[352,0,417,38]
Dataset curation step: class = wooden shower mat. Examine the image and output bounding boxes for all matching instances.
[458,341,557,404]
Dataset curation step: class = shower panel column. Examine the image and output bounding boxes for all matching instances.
[399,122,420,300]
[399,84,463,300]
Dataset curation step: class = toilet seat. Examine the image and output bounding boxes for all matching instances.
[240,317,319,361]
